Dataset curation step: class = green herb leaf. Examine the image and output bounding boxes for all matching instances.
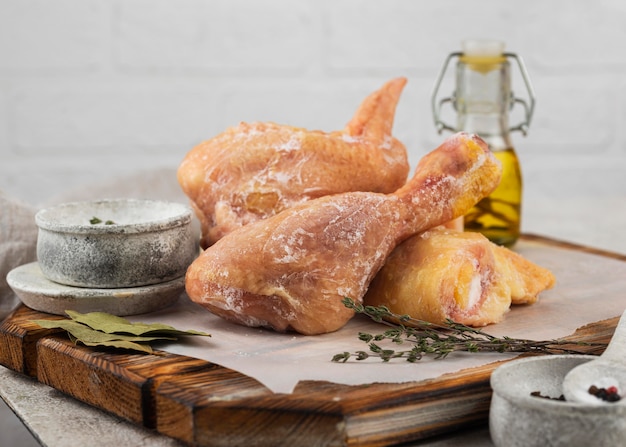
[32,319,176,343]
[64,310,210,337]
[333,297,607,363]
[67,333,156,354]
[89,217,116,225]
[31,310,210,355]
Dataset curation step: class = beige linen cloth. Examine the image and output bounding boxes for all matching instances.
[0,192,38,320]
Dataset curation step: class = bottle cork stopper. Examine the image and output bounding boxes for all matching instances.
[462,39,505,57]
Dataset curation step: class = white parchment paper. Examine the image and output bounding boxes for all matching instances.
[128,239,626,394]
[3,175,625,395]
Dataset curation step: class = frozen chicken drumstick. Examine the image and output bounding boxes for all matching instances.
[185,133,502,335]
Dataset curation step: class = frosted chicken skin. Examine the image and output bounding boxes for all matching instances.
[364,228,556,327]
[178,78,410,248]
[185,133,502,335]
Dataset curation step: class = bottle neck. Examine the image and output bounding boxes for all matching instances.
[457,113,512,151]
[454,58,513,151]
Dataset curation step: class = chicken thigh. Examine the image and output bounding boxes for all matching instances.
[178,78,410,248]
[185,133,502,335]
[364,227,555,327]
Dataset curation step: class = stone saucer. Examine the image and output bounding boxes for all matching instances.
[7,262,184,316]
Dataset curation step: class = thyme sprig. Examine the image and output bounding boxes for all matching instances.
[332,298,605,363]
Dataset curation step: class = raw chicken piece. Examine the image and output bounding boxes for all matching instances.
[178,78,410,248]
[364,227,556,327]
[185,133,502,335]
[492,242,556,305]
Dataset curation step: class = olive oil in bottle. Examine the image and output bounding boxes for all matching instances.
[463,147,522,246]
[432,39,535,246]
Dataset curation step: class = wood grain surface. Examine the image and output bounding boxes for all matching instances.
[0,235,622,447]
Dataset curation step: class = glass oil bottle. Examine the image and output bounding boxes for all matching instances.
[431,40,535,247]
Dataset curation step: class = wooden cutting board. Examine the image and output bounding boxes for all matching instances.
[0,235,623,447]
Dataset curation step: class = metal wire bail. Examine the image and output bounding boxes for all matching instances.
[431,51,536,136]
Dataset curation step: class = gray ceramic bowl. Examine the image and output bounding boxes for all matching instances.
[490,355,626,447]
[36,198,198,288]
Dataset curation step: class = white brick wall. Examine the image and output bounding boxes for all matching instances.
[1,0,625,249]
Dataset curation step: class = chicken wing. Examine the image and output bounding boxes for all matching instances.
[177,78,410,248]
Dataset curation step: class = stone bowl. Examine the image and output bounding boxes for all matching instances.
[36,198,198,288]
[490,355,626,447]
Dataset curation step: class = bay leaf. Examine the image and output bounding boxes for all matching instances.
[32,310,210,355]
[64,310,210,337]
[32,319,177,344]
[68,334,155,354]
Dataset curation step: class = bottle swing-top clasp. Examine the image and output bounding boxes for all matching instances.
[431,46,536,136]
